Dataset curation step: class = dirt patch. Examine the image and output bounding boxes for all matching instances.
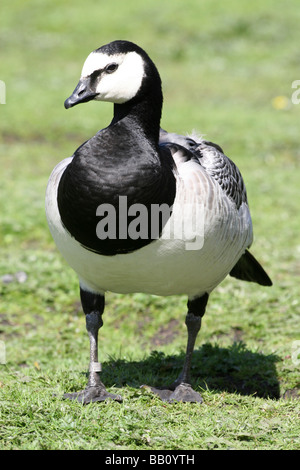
[151,319,180,347]
[231,326,244,342]
[282,387,300,400]
[0,314,13,328]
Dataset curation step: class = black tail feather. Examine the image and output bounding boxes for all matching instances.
[230,250,272,286]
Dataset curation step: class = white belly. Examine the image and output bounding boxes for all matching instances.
[46,158,253,298]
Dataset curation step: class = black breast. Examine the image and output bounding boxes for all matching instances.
[57,123,176,255]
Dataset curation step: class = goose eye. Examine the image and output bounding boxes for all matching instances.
[105,63,118,74]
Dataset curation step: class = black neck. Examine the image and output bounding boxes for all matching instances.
[111,77,163,146]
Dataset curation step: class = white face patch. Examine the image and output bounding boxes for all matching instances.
[81,51,145,104]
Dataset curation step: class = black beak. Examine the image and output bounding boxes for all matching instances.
[64,78,98,109]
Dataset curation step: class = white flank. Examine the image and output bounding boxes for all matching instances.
[45,158,252,298]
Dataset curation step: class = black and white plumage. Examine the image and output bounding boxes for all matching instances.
[46,40,272,403]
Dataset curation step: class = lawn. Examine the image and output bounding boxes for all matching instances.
[0,0,299,450]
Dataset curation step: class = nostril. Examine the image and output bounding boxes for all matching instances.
[74,80,88,97]
[78,87,87,96]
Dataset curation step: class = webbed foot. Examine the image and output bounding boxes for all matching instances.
[63,385,122,404]
[143,383,203,403]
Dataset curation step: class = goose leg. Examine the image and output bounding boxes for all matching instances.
[148,293,209,403]
[63,288,122,403]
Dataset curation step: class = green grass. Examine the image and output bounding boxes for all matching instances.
[0,0,299,450]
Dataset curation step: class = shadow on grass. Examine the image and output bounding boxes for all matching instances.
[101,342,281,399]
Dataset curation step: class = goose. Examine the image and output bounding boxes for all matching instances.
[45,40,272,404]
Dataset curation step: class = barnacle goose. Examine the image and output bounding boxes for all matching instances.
[46,40,272,403]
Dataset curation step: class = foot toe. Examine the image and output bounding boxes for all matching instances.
[63,386,122,404]
[168,383,203,403]
[142,383,202,403]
